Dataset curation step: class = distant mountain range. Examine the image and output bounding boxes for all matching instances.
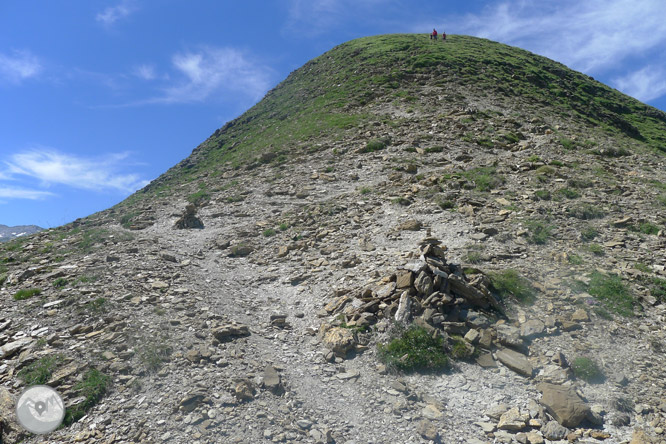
[0,224,43,242]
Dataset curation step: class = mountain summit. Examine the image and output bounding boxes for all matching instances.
[1,35,666,443]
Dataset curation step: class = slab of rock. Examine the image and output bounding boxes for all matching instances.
[520,319,546,339]
[416,419,438,440]
[537,383,590,428]
[496,348,533,377]
[394,292,413,324]
[0,337,33,359]
[1,387,27,443]
[262,366,284,395]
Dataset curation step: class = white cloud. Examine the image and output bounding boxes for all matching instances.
[456,0,666,74]
[0,187,54,200]
[133,64,156,80]
[96,0,138,26]
[150,47,271,104]
[614,66,666,102]
[0,50,42,83]
[4,149,148,193]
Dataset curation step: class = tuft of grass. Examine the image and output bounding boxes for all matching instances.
[555,188,580,200]
[560,137,575,149]
[524,219,552,244]
[63,368,111,426]
[534,189,551,200]
[488,269,535,304]
[278,222,290,231]
[18,354,64,385]
[358,186,372,195]
[450,338,475,360]
[568,203,605,220]
[571,356,604,383]
[138,339,173,372]
[648,277,666,302]
[568,254,584,265]
[262,228,276,237]
[630,222,660,235]
[53,277,68,288]
[85,297,108,313]
[587,271,634,316]
[587,243,604,256]
[13,288,41,300]
[377,326,449,373]
[461,167,504,192]
[581,226,599,241]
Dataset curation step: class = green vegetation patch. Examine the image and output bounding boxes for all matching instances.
[571,356,604,383]
[63,368,111,426]
[567,203,605,220]
[13,288,41,300]
[377,326,449,372]
[524,219,552,244]
[488,269,535,304]
[461,167,504,192]
[587,271,634,316]
[362,138,389,153]
[18,354,64,385]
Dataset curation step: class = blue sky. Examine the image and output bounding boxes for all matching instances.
[2,0,666,228]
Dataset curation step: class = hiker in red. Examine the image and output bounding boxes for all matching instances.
[430,29,438,40]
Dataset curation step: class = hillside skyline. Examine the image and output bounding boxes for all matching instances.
[2,0,666,228]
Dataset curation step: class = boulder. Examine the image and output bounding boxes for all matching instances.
[541,420,569,440]
[0,387,27,443]
[321,327,356,357]
[537,383,590,428]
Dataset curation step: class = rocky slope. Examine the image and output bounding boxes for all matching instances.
[1,34,666,444]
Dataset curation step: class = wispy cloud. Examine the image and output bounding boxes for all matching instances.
[96,0,138,26]
[142,47,271,104]
[614,66,666,102]
[0,187,54,200]
[456,0,666,74]
[133,64,156,80]
[4,149,149,193]
[0,50,42,83]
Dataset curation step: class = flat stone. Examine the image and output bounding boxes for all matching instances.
[497,407,526,431]
[322,327,356,357]
[520,319,545,339]
[537,383,590,428]
[496,348,533,377]
[476,352,497,368]
[0,337,33,359]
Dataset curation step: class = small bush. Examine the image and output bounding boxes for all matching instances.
[630,222,660,235]
[53,277,68,288]
[377,326,449,373]
[587,243,604,256]
[571,356,604,383]
[534,189,551,200]
[560,137,575,149]
[568,254,584,265]
[581,226,599,241]
[450,338,475,360]
[18,354,64,385]
[436,198,455,210]
[63,368,111,426]
[524,220,552,245]
[278,222,289,231]
[13,288,41,300]
[465,251,483,264]
[649,277,666,302]
[363,138,388,153]
[568,203,605,220]
[556,188,580,200]
[262,228,276,237]
[489,269,535,303]
[461,167,504,192]
[587,271,634,316]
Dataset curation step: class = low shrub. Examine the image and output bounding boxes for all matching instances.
[377,326,449,372]
[63,368,111,426]
[524,220,552,245]
[568,203,605,220]
[18,354,64,385]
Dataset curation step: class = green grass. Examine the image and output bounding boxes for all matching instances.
[377,326,449,372]
[278,222,290,231]
[648,277,666,302]
[534,189,551,200]
[555,188,580,200]
[571,356,604,383]
[461,167,504,192]
[580,226,599,241]
[488,269,535,303]
[138,339,173,372]
[18,354,64,385]
[362,138,389,153]
[568,203,605,220]
[358,186,372,195]
[568,254,584,265]
[630,222,661,235]
[85,297,108,312]
[587,271,634,316]
[53,277,68,288]
[587,243,604,256]
[13,288,41,300]
[524,219,552,244]
[63,368,111,426]
[262,228,276,237]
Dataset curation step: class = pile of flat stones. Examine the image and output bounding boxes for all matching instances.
[323,238,503,349]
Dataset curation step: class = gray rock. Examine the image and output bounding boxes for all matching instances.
[496,348,533,377]
[0,337,33,359]
[520,319,546,339]
[262,366,284,394]
[541,420,569,440]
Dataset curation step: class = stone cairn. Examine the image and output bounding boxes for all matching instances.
[174,204,204,229]
[325,238,504,347]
